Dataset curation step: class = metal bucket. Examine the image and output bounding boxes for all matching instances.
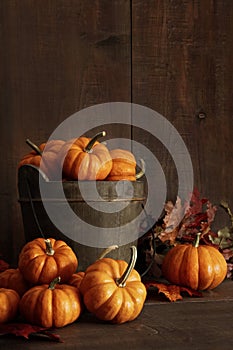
[17,165,145,271]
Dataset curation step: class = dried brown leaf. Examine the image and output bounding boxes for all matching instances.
[144,282,203,302]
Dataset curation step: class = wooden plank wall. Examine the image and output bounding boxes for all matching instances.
[0,0,232,264]
[132,0,233,232]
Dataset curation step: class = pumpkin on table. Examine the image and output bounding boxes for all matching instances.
[18,139,65,180]
[0,268,29,297]
[18,238,78,285]
[60,131,112,180]
[162,233,227,290]
[0,288,20,323]
[80,246,147,324]
[19,276,82,328]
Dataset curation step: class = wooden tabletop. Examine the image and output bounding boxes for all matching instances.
[1,279,233,349]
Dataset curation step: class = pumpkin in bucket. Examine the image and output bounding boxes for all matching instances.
[18,238,78,285]
[18,139,65,180]
[106,149,145,181]
[162,233,227,290]
[79,246,147,324]
[106,149,137,181]
[60,131,112,180]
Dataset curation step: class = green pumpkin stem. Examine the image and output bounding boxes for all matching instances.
[45,239,55,256]
[98,245,119,260]
[194,232,201,248]
[48,276,61,290]
[26,139,42,156]
[116,246,137,288]
[136,158,146,180]
[84,131,106,153]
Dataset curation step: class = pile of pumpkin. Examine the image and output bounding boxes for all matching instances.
[0,232,228,328]
[0,237,147,327]
[18,131,145,181]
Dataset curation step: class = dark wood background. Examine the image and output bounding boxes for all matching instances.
[0,0,232,265]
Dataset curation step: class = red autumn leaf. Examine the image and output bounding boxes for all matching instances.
[0,323,63,342]
[144,281,203,302]
[0,258,9,272]
[186,188,206,216]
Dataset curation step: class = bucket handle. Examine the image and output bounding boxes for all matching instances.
[23,166,46,239]
[140,203,156,278]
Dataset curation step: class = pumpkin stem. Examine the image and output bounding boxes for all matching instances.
[98,245,119,260]
[48,276,61,290]
[84,131,106,153]
[116,246,137,287]
[26,139,42,156]
[45,239,55,256]
[194,232,201,248]
[136,158,146,180]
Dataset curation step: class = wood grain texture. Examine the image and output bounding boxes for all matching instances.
[0,280,232,349]
[0,0,232,264]
[132,0,233,230]
[0,0,131,264]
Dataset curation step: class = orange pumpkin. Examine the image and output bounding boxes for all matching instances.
[107,150,145,181]
[0,288,20,323]
[0,268,29,296]
[18,238,78,285]
[18,139,65,180]
[80,246,147,324]
[106,149,137,181]
[68,271,85,289]
[19,277,82,328]
[60,131,112,180]
[162,233,227,290]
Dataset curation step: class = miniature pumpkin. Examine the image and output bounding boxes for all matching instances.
[60,131,112,180]
[106,150,145,181]
[0,268,29,296]
[18,238,78,285]
[19,276,82,328]
[106,149,137,181]
[18,139,65,180]
[68,271,85,289]
[162,233,227,290]
[80,246,147,324]
[0,288,20,323]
